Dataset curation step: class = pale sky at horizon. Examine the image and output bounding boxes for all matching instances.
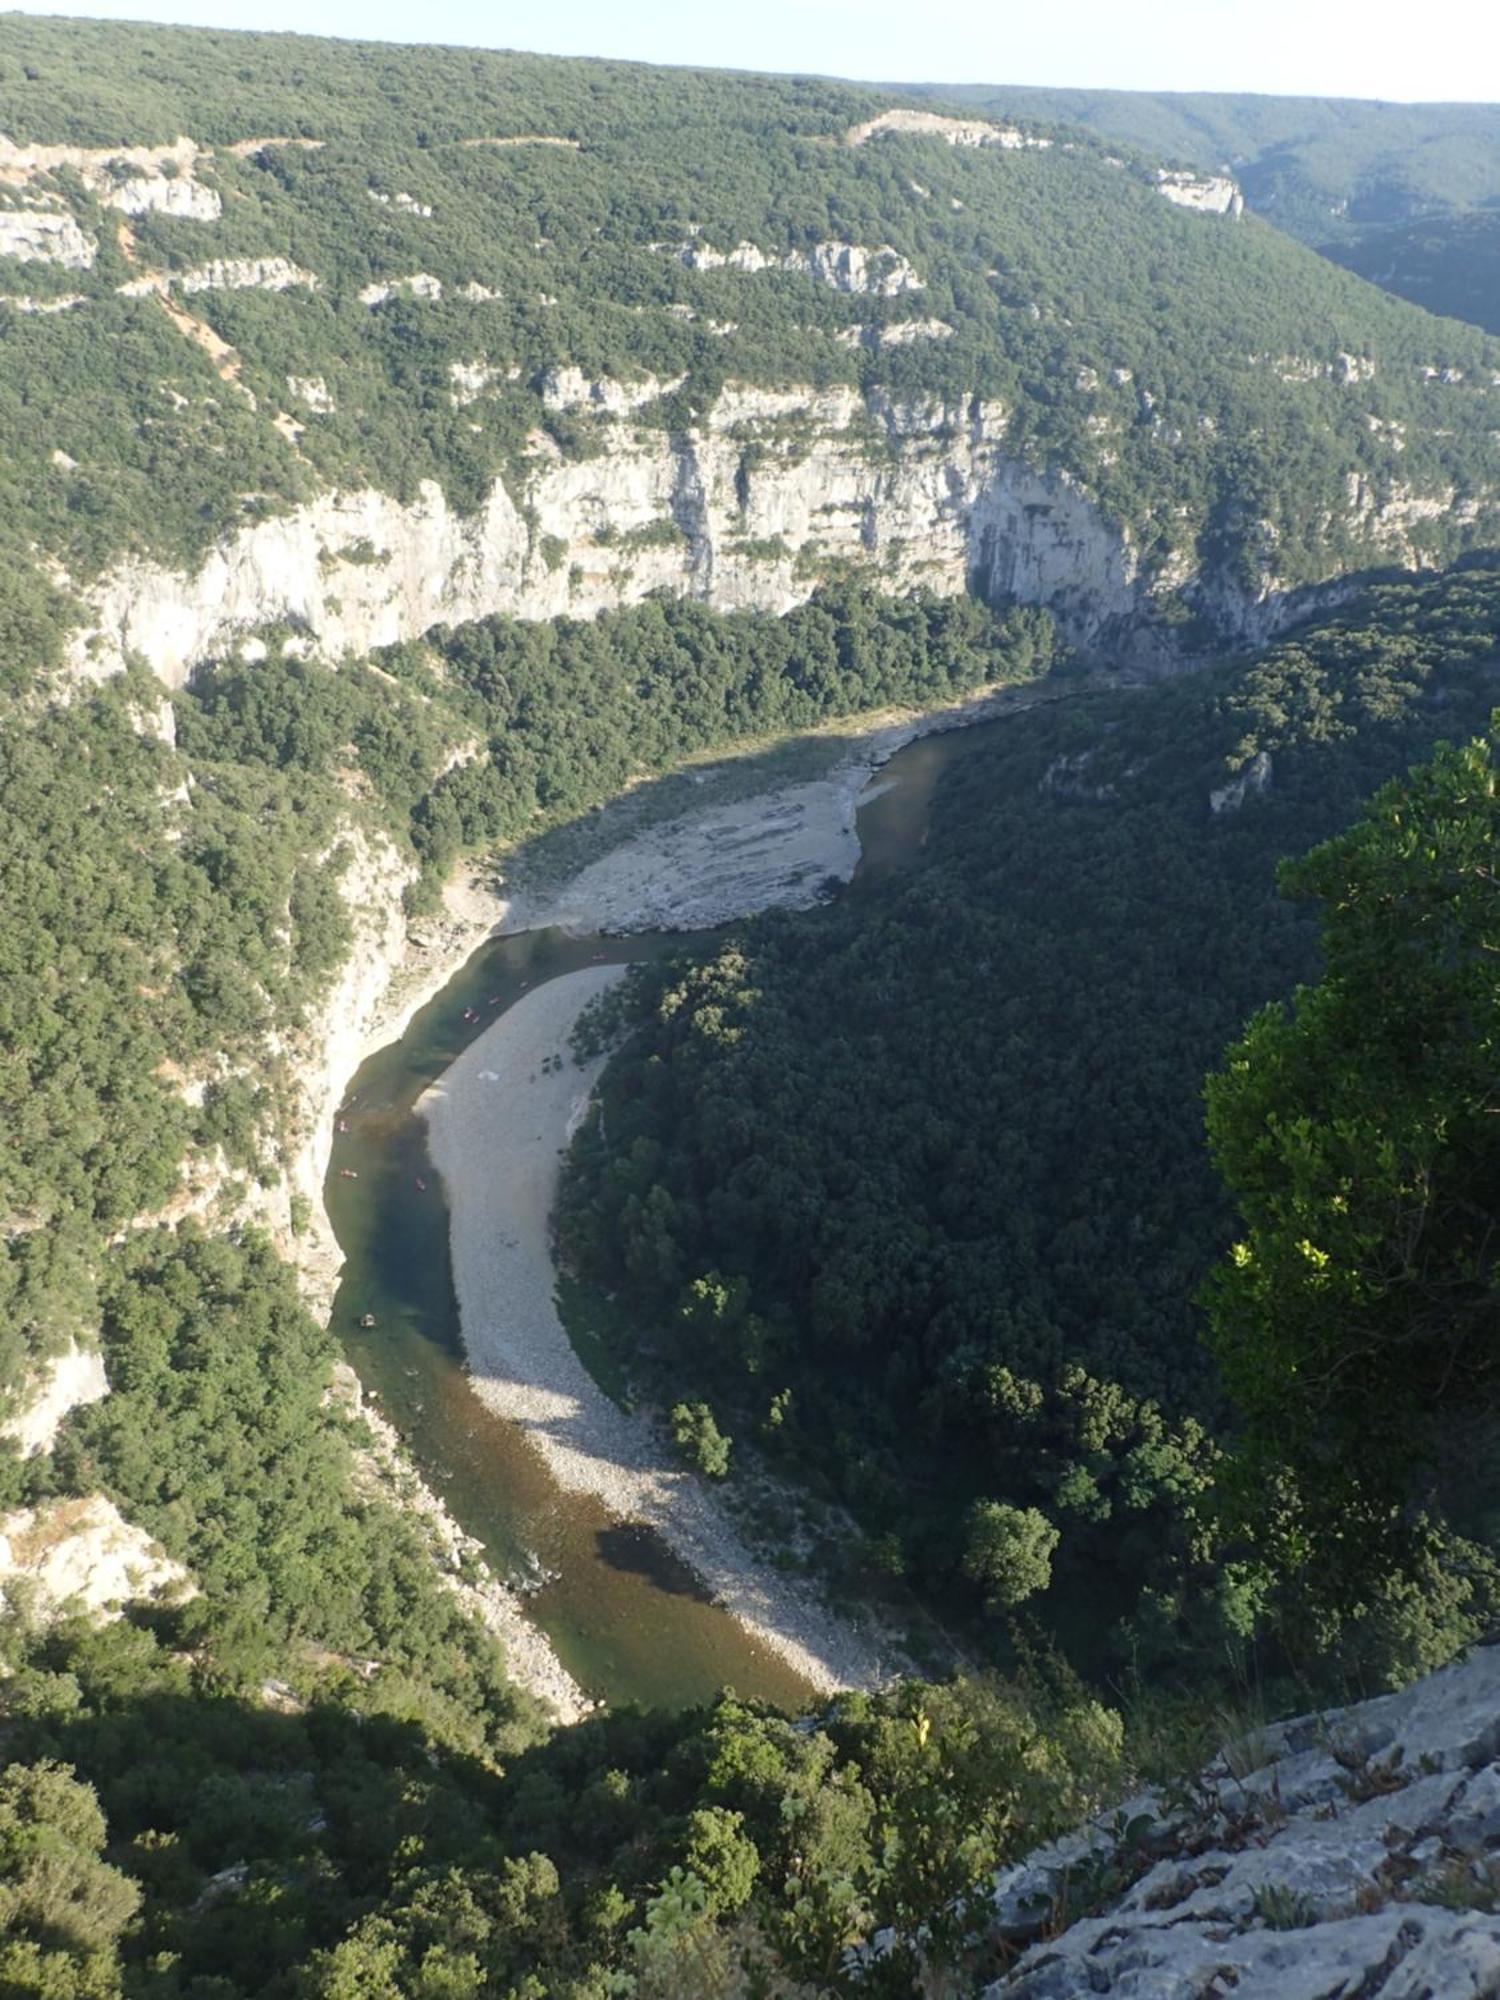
[5,0,1500,103]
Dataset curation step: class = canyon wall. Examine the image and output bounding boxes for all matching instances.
[64,380,1426,688]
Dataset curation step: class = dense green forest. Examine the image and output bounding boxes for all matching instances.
[1325,211,1500,338]
[2,14,1500,669]
[559,564,1500,1685]
[894,82,1500,331]
[0,577,1076,1995]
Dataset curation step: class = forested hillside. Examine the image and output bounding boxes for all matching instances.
[6,567,1494,1996]
[893,82,1500,331]
[560,564,1500,1685]
[2,16,1500,685]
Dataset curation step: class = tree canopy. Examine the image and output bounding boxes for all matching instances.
[1205,717,1500,1579]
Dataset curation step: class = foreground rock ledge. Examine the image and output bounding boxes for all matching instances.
[987,1645,1500,1997]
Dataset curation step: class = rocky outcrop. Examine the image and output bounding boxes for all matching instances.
[0,1342,109,1458]
[1210,748,1273,814]
[60,370,1484,690]
[1155,168,1245,217]
[667,238,925,294]
[1,290,86,312]
[449,359,517,405]
[0,208,96,268]
[540,365,685,414]
[359,271,442,304]
[845,108,1052,151]
[288,373,335,412]
[986,1645,1500,1998]
[0,1495,193,1622]
[121,255,316,297]
[110,175,221,220]
[0,131,218,215]
[186,830,505,1315]
[837,317,955,349]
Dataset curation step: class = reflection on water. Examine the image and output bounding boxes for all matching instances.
[327,711,1018,1711]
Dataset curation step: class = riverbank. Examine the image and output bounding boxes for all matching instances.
[329,1362,593,1724]
[420,968,899,1696]
[303,672,1057,1312]
[500,671,1087,938]
[317,671,1106,1714]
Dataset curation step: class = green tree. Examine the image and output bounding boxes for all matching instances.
[962,1501,1060,1609]
[671,1401,733,1480]
[1204,720,1500,1582]
[0,1760,138,1994]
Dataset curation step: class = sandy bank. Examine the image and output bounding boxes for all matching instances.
[420,967,894,1696]
[502,675,1070,940]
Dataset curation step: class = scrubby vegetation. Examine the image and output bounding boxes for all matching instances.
[7,580,1497,1991]
[896,82,1500,330]
[0,584,1050,1406]
[0,1626,1123,1996]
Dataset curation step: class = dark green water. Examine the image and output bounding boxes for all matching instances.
[326,712,1017,1711]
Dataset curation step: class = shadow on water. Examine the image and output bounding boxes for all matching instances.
[595,1523,718,1602]
[327,705,1032,1712]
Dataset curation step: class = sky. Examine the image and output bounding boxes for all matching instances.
[6,0,1500,101]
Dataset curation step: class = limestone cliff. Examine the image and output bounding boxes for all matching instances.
[64,379,1397,689]
[0,1341,109,1458]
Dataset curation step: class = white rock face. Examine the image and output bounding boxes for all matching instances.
[108,175,222,220]
[0,208,97,268]
[449,359,506,406]
[62,372,1436,688]
[837,317,955,350]
[0,1495,192,1621]
[845,108,1051,151]
[801,242,924,295]
[1343,475,1478,551]
[670,238,925,295]
[0,1342,109,1458]
[1,291,86,313]
[1210,747,1273,814]
[987,1645,1500,1999]
[0,130,219,225]
[66,379,1165,685]
[178,256,315,294]
[121,255,317,299]
[288,374,335,412]
[359,272,442,304]
[540,366,686,414]
[1155,168,1245,217]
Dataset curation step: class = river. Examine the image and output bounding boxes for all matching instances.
[323,711,1015,1712]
